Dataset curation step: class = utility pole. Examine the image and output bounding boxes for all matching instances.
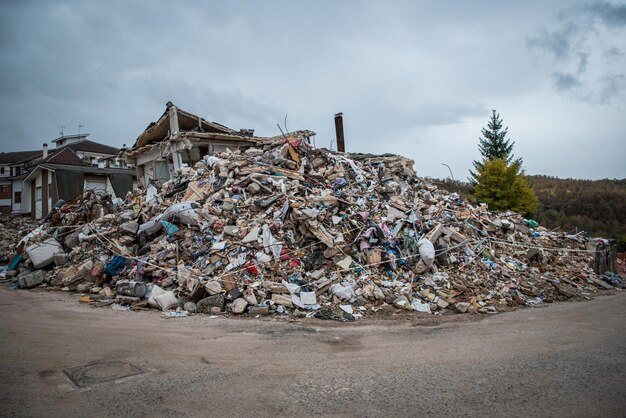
[441,163,454,180]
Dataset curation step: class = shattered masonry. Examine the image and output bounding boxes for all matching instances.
[1,131,622,320]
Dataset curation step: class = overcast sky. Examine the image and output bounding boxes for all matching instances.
[1,1,625,179]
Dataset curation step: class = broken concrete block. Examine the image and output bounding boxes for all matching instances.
[64,229,81,248]
[241,226,260,244]
[231,298,248,314]
[455,302,470,313]
[76,283,91,293]
[335,256,353,270]
[18,270,45,288]
[436,297,449,309]
[197,294,225,313]
[204,281,222,295]
[26,238,63,269]
[393,296,412,310]
[54,253,68,266]
[243,288,258,305]
[249,305,269,316]
[62,259,93,289]
[223,225,239,236]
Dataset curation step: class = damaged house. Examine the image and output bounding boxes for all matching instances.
[128,102,267,187]
[17,134,135,219]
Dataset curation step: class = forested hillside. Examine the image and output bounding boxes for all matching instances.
[431,176,626,242]
[528,176,626,241]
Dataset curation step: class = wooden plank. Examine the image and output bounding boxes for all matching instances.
[443,227,467,244]
[588,275,615,290]
[426,223,444,243]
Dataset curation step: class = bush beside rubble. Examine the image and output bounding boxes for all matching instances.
[0,134,622,320]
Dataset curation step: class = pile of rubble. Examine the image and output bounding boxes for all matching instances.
[1,133,622,319]
[0,215,37,265]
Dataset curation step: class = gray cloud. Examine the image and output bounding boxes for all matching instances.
[553,72,583,91]
[527,2,626,104]
[0,0,624,180]
[527,23,579,60]
[604,46,623,58]
[588,1,626,27]
[577,52,589,73]
[600,73,625,102]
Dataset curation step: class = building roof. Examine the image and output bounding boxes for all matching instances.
[1,139,121,169]
[24,160,135,183]
[38,163,135,175]
[62,139,120,155]
[131,102,240,150]
[51,133,89,144]
[0,150,43,164]
[43,148,85,166]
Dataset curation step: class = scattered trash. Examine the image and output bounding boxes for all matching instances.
[163,310,189,318]
[0,133,620,320]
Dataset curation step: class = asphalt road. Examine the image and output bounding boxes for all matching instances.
[1,288,625,417]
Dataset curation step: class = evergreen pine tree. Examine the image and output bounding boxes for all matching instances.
[469,110,522,184]
[474,159,537,216]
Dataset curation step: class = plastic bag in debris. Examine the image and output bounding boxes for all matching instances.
[159,201,202,226]
[154,290,178,311]
[103,255,127,276]
[138,219,162,236]
[418,239,436,266]
[148,284,166,308]
[203,156,222,167]
[424,273,450,288]
[262,224,282,260]
[78,225,94,242]
[163,310,188,318]
[330,282,357,302]
[146,184,158,203]
[411,298,432,313]
[160,220,179,236]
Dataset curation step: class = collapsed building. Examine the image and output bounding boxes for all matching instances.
[128,102,271,187]
[1,105,622,320]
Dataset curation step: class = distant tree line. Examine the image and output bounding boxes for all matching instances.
[432,109,624,245]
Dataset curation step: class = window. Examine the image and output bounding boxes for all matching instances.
[15,167,21,176]
[85,180,107,191]
[14,191,21,203]
[0,167,4,175]
[0,185,8,193]
[48,187,52,198]
[35,186,42,201]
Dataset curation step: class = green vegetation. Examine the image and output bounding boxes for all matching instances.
[529,176,626,242]
[469,110,537,215]
[469,109,522,184]
[473,159,537,215]
[431,176,626,243]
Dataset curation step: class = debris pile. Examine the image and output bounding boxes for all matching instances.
[1,133,621,319]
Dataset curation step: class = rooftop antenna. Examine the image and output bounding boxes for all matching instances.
[58,125,65,136]
[78,124,85,136]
